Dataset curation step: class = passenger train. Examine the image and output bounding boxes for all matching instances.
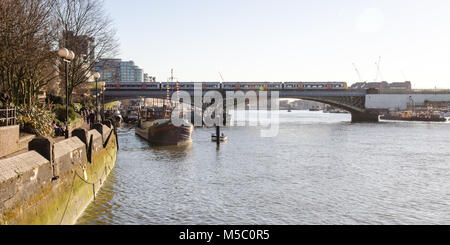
[105,82,348,91]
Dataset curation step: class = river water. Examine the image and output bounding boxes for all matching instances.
[77,111,450,225]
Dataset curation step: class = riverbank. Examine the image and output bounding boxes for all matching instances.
[0,121,118,225]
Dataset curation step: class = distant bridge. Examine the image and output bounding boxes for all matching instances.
[100,82,450,123]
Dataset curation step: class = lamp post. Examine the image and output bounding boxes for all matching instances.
[101,83,105,120]
[57,48,75,139]
[93,72,101,123]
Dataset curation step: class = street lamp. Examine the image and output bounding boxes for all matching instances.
[101,83,106,120]
[93,72,101,122]
[58,48,75,139]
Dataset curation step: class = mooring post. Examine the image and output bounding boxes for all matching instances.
[216,125,220,147]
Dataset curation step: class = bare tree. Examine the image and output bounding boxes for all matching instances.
[54,0,119,103]
[0,0,118,106]
[0,0,58,106]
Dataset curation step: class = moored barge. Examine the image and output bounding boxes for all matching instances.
[135,107,194,146]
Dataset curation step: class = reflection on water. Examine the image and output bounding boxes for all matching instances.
[77,111,450,225]
[135,135,194,161]
[77,171,118,226]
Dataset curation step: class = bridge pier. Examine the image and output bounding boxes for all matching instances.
[350,111,379,123]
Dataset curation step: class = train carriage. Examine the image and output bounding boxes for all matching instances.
[161,82,221,90]
[161,82,180,90]
[222,82,240,90]
[142,83,160,90]
[105,83,118,89]
[222,82,282,91]
[106,82,161,90]
[176,83,195,90]
[266,82,283,90]
[105,81,348,91]
[240,83,263,90]
[283,82,302,90]
[326,82,347,90]
[203,82,221,90]
[283,82,347,90]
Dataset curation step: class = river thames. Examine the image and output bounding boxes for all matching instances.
[77,111,450,225]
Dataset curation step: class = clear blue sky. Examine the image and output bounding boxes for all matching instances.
[104,0,450,88]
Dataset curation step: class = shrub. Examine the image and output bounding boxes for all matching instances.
[16,105,55,136]
[72,103,82,112]
[47,94,64,105]
[53,104,80,123]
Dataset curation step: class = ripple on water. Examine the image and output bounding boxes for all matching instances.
[77,111,450,225]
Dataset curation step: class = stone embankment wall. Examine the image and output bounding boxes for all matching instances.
[0,121,118,225]
[0,126,21,157]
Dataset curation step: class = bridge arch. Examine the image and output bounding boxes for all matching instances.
[288,96,379,123]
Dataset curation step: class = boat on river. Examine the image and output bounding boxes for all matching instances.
[309,106,321,112]
[211,133,227,142]
[122,108,139,124]
[135,107,193,146]
[380,111,447,122]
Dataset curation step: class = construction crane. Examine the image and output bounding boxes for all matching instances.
[374,56,383,82]
[352,63,364,83]
[218,72,225,83]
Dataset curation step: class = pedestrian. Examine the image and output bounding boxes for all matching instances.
[52,121,64,136]
[86,109,90,124]
[81,108,86,122]
[89,110,96,129]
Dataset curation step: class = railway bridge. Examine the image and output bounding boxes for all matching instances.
[99,82,450,123]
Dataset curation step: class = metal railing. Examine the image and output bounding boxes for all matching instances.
[0,107,16,126]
